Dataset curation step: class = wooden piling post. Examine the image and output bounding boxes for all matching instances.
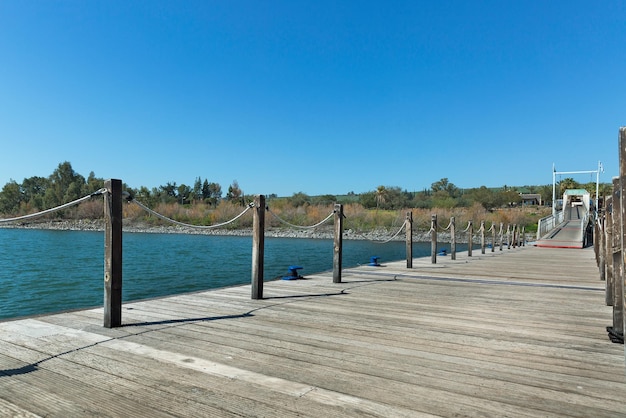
[251,195,265,299]
[507,224,511,250]
[480,220,486,254]
[450,217,456,260]
[499,222,504,251]
[104,179,122,328]
[430,214,437,264]
[618,126,626,346]
[468,221,473,257]
[606,195,614,306]
[512,225,517,248]
[406,211,413,269]
[333,204,343,283]
[597,215,605,281]
[612,176,623,339]
[491,223,496,252]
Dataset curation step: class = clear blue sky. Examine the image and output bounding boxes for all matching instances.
[1,1,624,197]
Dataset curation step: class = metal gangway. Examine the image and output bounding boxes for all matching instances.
[535,189,592,248]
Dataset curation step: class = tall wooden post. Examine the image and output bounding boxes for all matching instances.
[468,221,473,257]
[618,127,626,348]
[251,195,265,299]
[597,215,605,281]
[406,211,413,268]
[521,226,526,246]
[480,220,486,254]
[104,179,122,328]
[430,214,437,264]
[507,224,511,250]
[499,222,503,251]
[606,195,614,306]
[333,204,343,283]
[450,217,456,260]
[612,176,623,340]
[512,224,517,248]
[491,223,496,252]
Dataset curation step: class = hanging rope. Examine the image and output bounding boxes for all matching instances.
[351,220,407,244]
[462,221,472,233]
[266,207,335,230]
[0,188,107,224]
[130,198,253,229]
[438,219,452,231]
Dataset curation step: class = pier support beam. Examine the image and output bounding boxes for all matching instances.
[480,221,486,254]
[104,179,123,328]
[430,215,437,264]
[618,127,626,347]
[611,178,623,338]
[606,195,614,306]
[468,221,473,257]
[333,204,343,283]
[251,195,265,300]
[450,217,456,260]
[406,211,413,269]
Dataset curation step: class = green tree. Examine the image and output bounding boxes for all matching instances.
[431,178,459,197]
[208,182,222,201]
[375,186,387,210]
[46,162,86,208]
[21,176,48,210]
[192,177,203,202]
[177,184,191,204]
[84,171,104,195]
[467,186,499,210]
[202,179,211,200]
[359,191,376,209]
[289,192,310,207]
[226,180,243,203]
[0,180,23,214]
[559,177,580,195]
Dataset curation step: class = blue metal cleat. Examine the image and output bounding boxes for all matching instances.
[282,265,303,280]
[369,256,381,266]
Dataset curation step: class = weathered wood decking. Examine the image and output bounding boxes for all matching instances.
[0,246,624,417]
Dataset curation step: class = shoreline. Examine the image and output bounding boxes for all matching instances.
[0,219,467,244]
[0,218,528,244]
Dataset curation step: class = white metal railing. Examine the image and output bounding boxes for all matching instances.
[537,210,563,239]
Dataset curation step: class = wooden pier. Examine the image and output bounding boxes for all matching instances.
[0,246,624,417]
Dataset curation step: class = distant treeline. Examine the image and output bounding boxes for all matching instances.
[0,161,610,217]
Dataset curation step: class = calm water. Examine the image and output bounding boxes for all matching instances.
[0,229,466,320]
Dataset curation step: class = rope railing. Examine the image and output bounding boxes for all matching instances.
[266,206,335,230]
[348,220,408,244]
[438,219,452,231]
[0,188,107,224]
[130,198,254,229]
[461,221,472,233]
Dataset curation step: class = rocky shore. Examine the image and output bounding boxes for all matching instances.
[0,218,532,244]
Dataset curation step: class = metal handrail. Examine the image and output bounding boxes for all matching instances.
[537,210,563,239]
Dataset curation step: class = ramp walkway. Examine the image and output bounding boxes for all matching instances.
[536,205,587,248]
[536,189,591,249]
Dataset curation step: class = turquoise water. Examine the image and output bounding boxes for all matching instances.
[0,228,461,320]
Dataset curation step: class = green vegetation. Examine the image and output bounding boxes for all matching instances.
[0,162,610,231]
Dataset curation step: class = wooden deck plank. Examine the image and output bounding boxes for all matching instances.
[0,246,624,417]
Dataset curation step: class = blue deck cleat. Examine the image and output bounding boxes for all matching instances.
[282,265,303,280]
[369,256,381,266]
